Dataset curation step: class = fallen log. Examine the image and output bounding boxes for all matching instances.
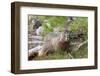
[28,45,43,60]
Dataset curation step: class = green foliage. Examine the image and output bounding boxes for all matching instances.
[70,17,88,33]
[35,16,88,36]
[38,16,67,36]
[34,51,69,60]
[71,43,88,58]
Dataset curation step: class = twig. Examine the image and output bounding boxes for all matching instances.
[76,40,88,51]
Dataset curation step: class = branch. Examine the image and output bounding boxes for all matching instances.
[28,45,42,58]
[76,40,88,51]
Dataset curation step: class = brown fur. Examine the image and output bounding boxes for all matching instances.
[38,32,71,56]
